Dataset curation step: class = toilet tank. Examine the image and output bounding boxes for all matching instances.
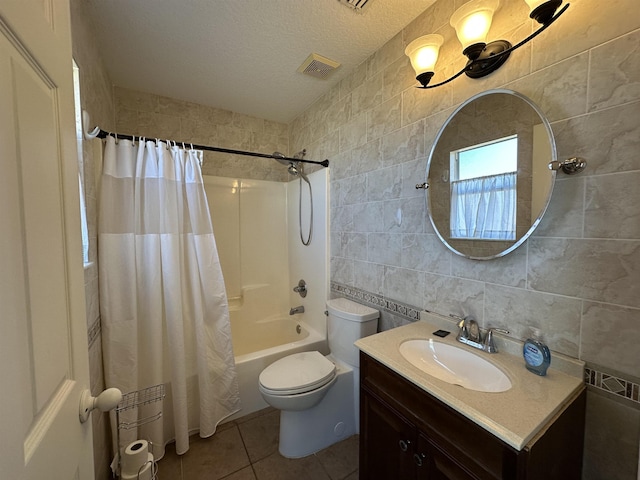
[326,298,379,368]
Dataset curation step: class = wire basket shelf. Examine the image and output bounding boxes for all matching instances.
[115,384,165,479]
[117,384,165,413]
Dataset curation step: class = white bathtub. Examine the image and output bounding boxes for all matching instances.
[226,315,328,421]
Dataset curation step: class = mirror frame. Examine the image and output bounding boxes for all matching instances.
[426,89,557,260]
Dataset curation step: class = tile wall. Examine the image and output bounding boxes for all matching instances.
[113,87,290,182]
[289,0,640,478]
[69,1,115,479]
[70,3,290,478]
[71,0,639,477]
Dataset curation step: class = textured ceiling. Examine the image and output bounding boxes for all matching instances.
[85,0,436,124]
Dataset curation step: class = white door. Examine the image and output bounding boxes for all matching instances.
[0,1,94,479]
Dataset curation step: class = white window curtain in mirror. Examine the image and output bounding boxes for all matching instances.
[98,136,240,460]
[450,172,517,240]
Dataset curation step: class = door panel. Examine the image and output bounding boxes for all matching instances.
[13,48,71,412]
[0,1,93,479]
[361,391,416,480]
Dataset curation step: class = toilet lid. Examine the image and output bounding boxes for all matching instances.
[259,351,336,395]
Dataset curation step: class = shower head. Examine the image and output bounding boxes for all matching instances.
[288,162,310,182]
[272,151,291,167]
[273,151,309,182]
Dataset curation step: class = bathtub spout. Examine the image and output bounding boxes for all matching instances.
[289,306,305,315]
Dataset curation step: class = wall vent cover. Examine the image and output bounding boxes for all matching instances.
[337,0,374,10]
[297,53,341,79]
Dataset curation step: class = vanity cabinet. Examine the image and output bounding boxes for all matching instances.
[359,352,585,480]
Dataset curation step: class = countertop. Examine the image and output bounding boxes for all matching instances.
[355,313,585,451]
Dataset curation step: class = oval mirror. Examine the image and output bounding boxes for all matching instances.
[426,89,556,260]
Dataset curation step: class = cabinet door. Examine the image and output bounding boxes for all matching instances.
[423,434,486,480]
[361,391,417,480]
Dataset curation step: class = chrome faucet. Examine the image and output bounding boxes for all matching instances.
[451,314,509,353]
[289,305,305,315]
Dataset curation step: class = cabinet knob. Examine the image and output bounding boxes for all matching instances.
[413,452,426,467]
[398,439,411,452]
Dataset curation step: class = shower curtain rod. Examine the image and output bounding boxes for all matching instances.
[92,129,329,167]
[82,110,329,168]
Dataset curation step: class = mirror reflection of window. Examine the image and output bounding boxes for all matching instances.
[450,135,517,241]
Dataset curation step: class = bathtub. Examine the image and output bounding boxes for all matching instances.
[225,315,328,421]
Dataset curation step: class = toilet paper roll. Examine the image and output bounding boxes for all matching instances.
[121,440,149,476]
[120,452,153,480]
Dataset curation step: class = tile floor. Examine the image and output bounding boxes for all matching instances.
[156,407,359,480]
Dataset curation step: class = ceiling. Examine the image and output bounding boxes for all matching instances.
[85,0,436,124]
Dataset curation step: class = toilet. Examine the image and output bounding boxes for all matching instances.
[258,297,379,458]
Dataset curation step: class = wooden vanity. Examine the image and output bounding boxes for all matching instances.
[355,317,586,480]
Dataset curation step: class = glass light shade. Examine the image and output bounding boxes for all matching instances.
[405,34,444,76]
[450,0,499,51]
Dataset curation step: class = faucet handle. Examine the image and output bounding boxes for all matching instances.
[466,318,480,342]
[483,327,510,353]
[450,314,468,338]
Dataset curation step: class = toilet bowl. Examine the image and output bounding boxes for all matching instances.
[258,351,337,411]
[258,298,379,458]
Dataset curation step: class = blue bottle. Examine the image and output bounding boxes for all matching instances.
[523,330,551,376]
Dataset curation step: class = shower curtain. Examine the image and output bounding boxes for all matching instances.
[98,136,240,458]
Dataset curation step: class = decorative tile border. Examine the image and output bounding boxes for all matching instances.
[585,368,640,405]
[88,284,640,407]
[332,282,640,407]
[330,282,421,322]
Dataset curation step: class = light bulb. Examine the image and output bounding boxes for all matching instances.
[405,34,444,86]
[450,0,499,52]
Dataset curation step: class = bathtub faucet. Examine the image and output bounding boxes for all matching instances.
[289,305,305,315]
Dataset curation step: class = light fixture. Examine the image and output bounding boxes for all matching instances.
[524,0,562,23]
[404,34,444,89]
[406,0,570,88]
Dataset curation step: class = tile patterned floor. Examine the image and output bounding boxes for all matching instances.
[156,407,359,480]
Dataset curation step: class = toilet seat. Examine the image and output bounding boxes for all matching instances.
[259,351,336,396]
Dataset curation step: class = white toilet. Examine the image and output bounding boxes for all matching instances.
[258,297,379,458]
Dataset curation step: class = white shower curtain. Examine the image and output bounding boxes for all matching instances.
[98,136,240,458]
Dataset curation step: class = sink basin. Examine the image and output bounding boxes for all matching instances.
[399,339,512,392]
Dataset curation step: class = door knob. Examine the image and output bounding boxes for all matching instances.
[79,387,122,423]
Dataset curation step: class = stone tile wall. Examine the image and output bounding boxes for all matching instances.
[69,1,115,479]
[290,0,640,478]
[71,0,639,476]
[71,5,292,479]
[113,86,290,182]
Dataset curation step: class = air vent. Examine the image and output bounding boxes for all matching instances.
[337,0,373,10]
[297,53,341,79]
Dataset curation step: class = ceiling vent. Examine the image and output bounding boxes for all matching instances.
[337,0,374,10]
[297,53,341,80]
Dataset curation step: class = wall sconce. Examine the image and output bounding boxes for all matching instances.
[405,34,444,89]
[406,0,569,89]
